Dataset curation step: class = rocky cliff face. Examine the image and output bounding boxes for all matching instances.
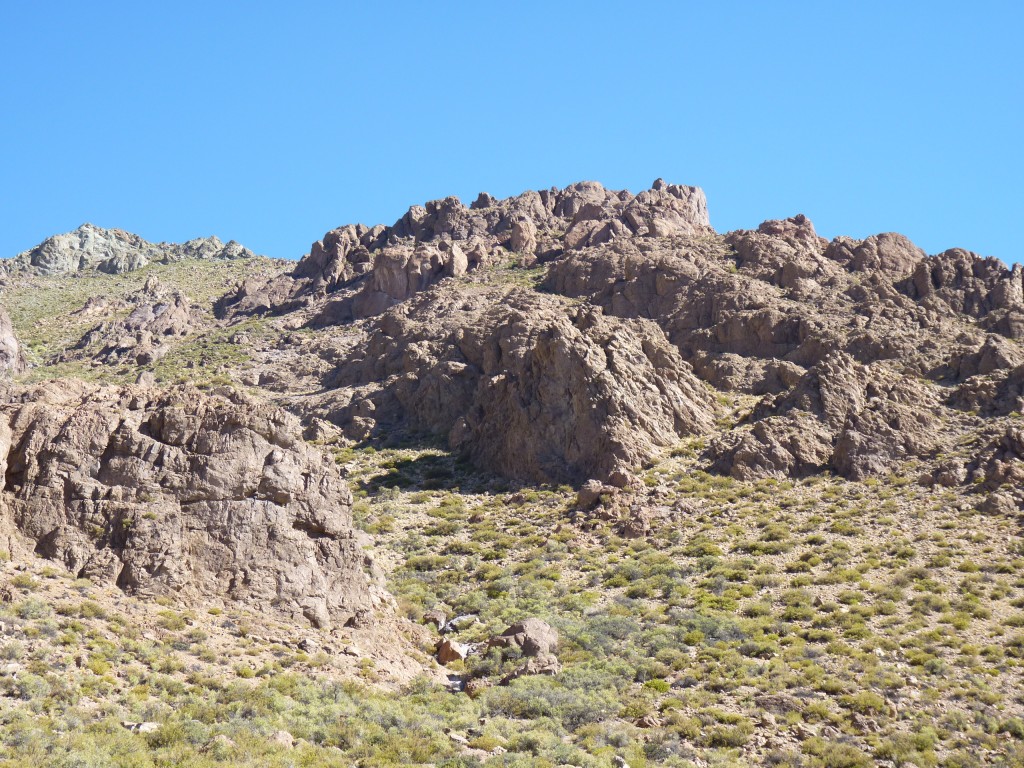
[6,223,257,275]
[0,380,386,628]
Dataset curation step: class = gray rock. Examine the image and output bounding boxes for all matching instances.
[121,721,160,734]
[6,223,256,275]
[488,618,558,658]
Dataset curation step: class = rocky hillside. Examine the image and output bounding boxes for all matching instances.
[211,179,1024,496]
[0,181,1022,767]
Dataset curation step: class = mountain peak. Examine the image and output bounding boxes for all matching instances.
[5,225,258,276]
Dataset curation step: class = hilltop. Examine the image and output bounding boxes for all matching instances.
[0,181,1021,767]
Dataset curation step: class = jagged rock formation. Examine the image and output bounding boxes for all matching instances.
[708,352,942,480]
[6,223,256,275]
[6,178,1024,499]
[208,180,1024,493]
[65,277,199,365]
[953,363,1024,417]
[532,207,1023,487]
[311,287,716,486]
[214,179,710,322]
[969,423,1024,490]
[0,380,387,628]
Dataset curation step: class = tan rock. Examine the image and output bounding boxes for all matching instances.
[270,730,294,749]
[436,638,472,664]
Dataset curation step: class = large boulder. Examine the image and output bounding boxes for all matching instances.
[487,619,561,684]
[487,618,558,657]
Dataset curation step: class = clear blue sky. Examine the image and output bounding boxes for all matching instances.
[1,1,1021,263]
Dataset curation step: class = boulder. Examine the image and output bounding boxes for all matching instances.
[510,218,538,257]
[575,479,618,509]
[436,638,473,664]
[488,618,558,658]
[488,619,562,683]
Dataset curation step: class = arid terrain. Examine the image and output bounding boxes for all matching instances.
[0,181,1022,767]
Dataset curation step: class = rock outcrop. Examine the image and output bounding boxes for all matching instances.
[67,277,198,365]
[952,363,1024,417]
[215,180,711,322]
[209,182,1024,489]
[12,178,1024,494]
[969,423,1024,491]
[708,353,942,480]
[6,223,256,275]
[487,618,561,684]
[0,308,25,375]
[487,618,558,658]
[0,381,386,628]
[313,287,716,486]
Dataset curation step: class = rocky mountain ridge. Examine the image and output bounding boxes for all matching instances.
[1,179,1023,766]
[6,180,1024,492]
[2,181,1022,591]
[5,222,258,276]
[204,180,1023,493]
